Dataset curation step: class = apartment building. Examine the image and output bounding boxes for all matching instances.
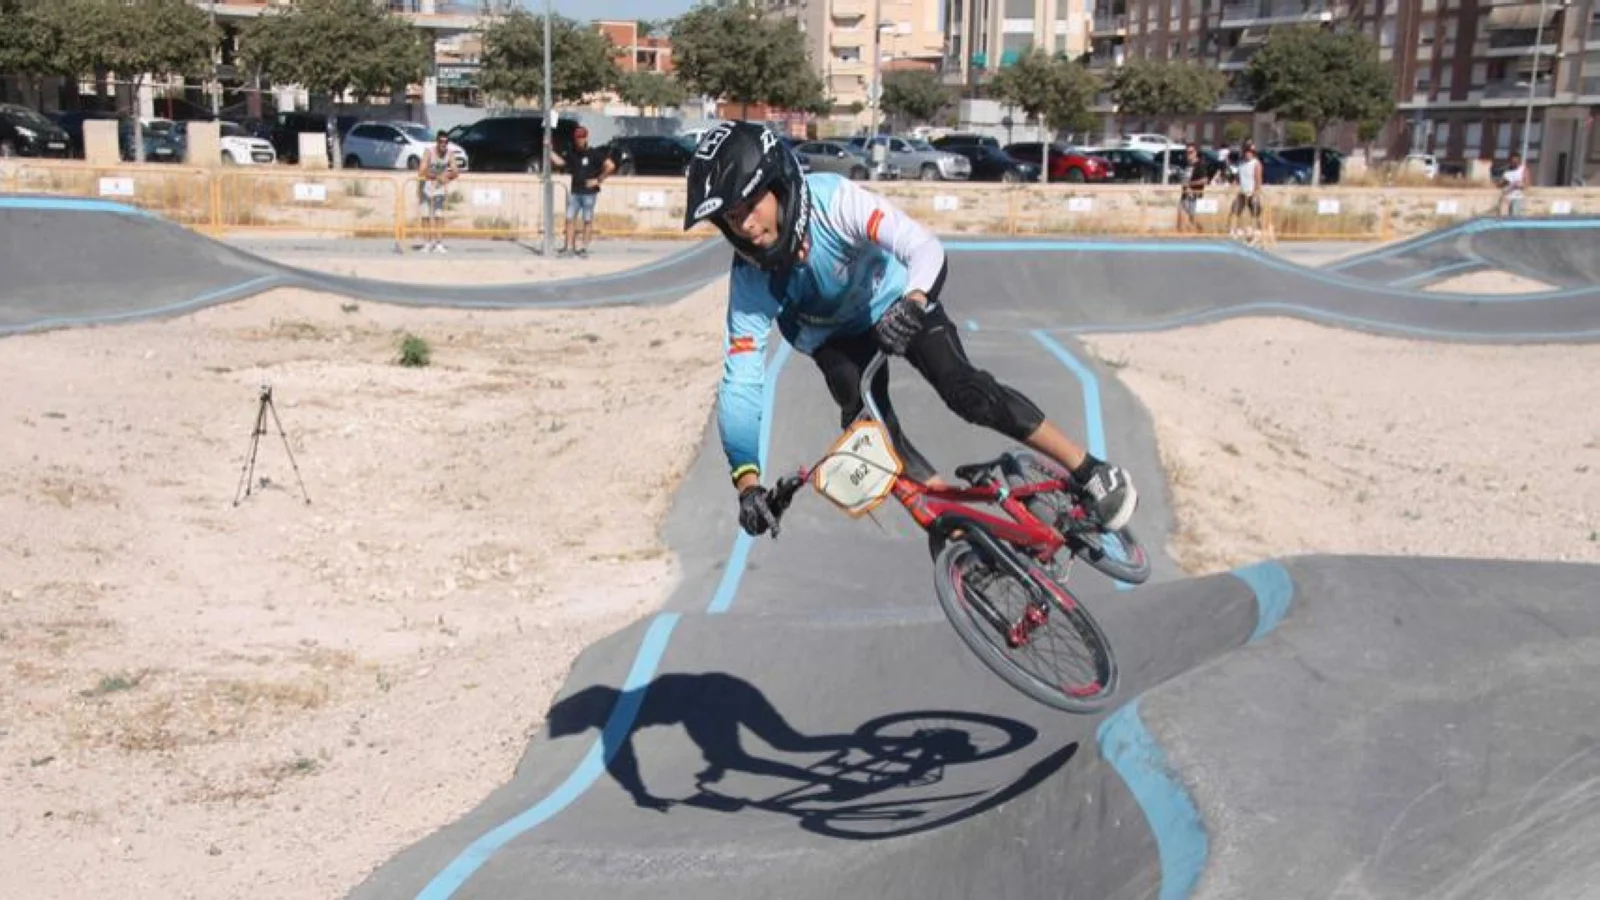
[1084,0,1600,183]
[594,21,676,75]
[762,0,946,123]
[944,0,1095,84]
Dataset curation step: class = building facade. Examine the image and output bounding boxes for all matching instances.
[761,0,946,123]
[1084,0,1600,183]
[944,0,1095,85]
[594,20,676,75]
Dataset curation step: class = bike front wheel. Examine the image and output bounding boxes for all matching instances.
[932,537,1118,714]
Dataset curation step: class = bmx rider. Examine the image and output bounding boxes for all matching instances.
[681,121,1138,539]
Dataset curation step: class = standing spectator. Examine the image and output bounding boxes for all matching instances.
[1497,152,1527,217]
[417,130,459,253]
[548,126,616,257]
[1176,143,1208,234]
[1227,142,1264,243]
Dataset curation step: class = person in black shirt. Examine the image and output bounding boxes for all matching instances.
[547,126,616,257]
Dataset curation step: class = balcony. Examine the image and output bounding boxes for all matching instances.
[831,30,866,50]
[1092,14,1128,35]
[832,0,868,19]
[1086,50,1125,68]
[829,59,869,76]
[1217,88,1254,109]
[1583,76,1600,96]
[1215,44,1262,70]
[1218,0,1333,28]
[1483,27,1561,56]
[1480,78,1556,100]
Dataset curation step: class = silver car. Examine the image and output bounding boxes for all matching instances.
[793,140,899,180]
[341,121,468,171]
[851,135,971,181]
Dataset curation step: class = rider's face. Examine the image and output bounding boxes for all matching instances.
[722,189,779,248]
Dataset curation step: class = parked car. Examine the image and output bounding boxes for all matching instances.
[116,118,183,163]
[608,134,696,176]
[1001,141,1112,182]
[1403,153,1439,179]
[339,121,467,171]
[942,144,1037,183]
[0,104,71,158]
[848,135,972,181]
[449,115,603,173]
[153,118,279,166]
[794,140,884,180]
[1270,145,1343,183]
[1119,133,1184,154]
[1082,147,1184,183]
[1257,149,1310,185]
[269,111,361,164]
[931,132,1001,152]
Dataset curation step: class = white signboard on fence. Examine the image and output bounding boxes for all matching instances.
[292,183,327,203]
[1435,199,1459,216]
[1317,198,1341,216]
[1195,197,1219,215]
[636,190,666,209]
[98,177,134,197]
[1551,200,1574,215]
[472,188,504,207]
[932,194,959,211]
[1066,196,1093,213]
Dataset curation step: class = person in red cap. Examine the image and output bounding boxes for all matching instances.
[547,125,615,257]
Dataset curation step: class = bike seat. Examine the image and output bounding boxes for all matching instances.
[955,456,1008,484]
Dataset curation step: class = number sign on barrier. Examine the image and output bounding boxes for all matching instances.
[292,183,327,203]
[98,177,134,197]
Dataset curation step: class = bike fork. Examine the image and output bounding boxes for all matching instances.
[936,516,1054,649]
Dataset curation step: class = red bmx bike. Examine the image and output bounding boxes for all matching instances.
[761,350,1150,714]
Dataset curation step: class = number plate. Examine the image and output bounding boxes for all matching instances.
[812,420,903,517]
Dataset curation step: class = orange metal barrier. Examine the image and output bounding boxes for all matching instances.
[214,168,403,240]
[13,161,213,227]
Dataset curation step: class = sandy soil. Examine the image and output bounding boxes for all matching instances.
[1425,268,1557,294]
[1081,274,1600,574]
[0,269,727,898]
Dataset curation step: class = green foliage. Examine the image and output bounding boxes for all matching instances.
[398,333,431,368]
[1222,120,1251,145]
[478,10,619,105]
[1284,120,1316,145]
[988,49,1099,139]
[670,2,826,114]
[614,70,688,113]
[239,0,430,104]
[0,0,72,81]
[1108,59,1226,120]
[881,70,952,129]
[1246,25,1394,183]
[1357,118,1383,143]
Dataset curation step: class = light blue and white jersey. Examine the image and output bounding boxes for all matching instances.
[718,171,946,483]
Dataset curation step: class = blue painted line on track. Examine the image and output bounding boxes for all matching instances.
[965,318,980,332]
[1324,215,1600,271]
[0,196,155,216]
[1028,330,1134,592]
[707,340,794,615]
[1096,700,1208,900]
[1232,560,1296,644]
[413,612,682,900]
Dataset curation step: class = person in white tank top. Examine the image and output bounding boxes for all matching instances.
[1228,142,1264,242]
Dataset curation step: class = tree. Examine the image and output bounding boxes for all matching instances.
[1246,25,1394,185]
[881,70,952,131]
[1222,120,1250,146]
[615,70,688,115]
[0,0,75,101]
[989,49,1099,183]
[1284,121,1316,145]
[478,10,618,106]
[670,2,826,117]
[1107,59,1225,181]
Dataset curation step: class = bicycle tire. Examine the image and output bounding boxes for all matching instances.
[932,537,1118,714]
[1002,451,1151,586]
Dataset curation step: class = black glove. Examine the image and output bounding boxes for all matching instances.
[738,485,780,537]
[873,295,928,355]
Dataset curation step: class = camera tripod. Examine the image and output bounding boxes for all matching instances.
[234,383,311,506]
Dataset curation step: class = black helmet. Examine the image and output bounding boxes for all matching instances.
[683,121,811,272]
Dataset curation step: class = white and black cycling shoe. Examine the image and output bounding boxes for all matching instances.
[1080,463,1138,533]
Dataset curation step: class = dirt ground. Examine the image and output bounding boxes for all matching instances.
[1081,269,1600,574]
[0,270,727,899]
[4,248,1599,900]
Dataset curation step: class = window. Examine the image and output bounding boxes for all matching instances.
[1464,121,1483,154]
[1440,66,1454,92]
[351,124,389,140]
[1436,121,1452,151]
[1496,123,1512,152]
[1004,0,1033,18]
[1471,62,1487,87]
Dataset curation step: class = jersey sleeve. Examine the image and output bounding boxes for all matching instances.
[826,175,946,296]
[718,262,781,485]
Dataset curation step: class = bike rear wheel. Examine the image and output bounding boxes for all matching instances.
[1002,452,1151,586]
[932,536,1118,714]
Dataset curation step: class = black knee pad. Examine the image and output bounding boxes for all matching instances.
[939,370,1044,441]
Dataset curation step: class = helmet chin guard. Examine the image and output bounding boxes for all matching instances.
[684,121,811,272]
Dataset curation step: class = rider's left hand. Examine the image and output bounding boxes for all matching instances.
[873,293,928,355]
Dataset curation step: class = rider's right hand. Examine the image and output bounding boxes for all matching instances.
[738,484,780,537]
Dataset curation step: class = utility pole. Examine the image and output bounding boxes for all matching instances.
[541,0,554,256]
[209,0,220,116]
[1520,0,1550,178]
[867,0,884,181]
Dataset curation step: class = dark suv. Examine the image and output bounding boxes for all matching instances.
[451,116,605,173]
[0,104,72,158]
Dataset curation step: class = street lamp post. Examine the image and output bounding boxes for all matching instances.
[209,0,220,117]
[1520,0,1551,169]
[541,0,554,256]
[867,0,886,181]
